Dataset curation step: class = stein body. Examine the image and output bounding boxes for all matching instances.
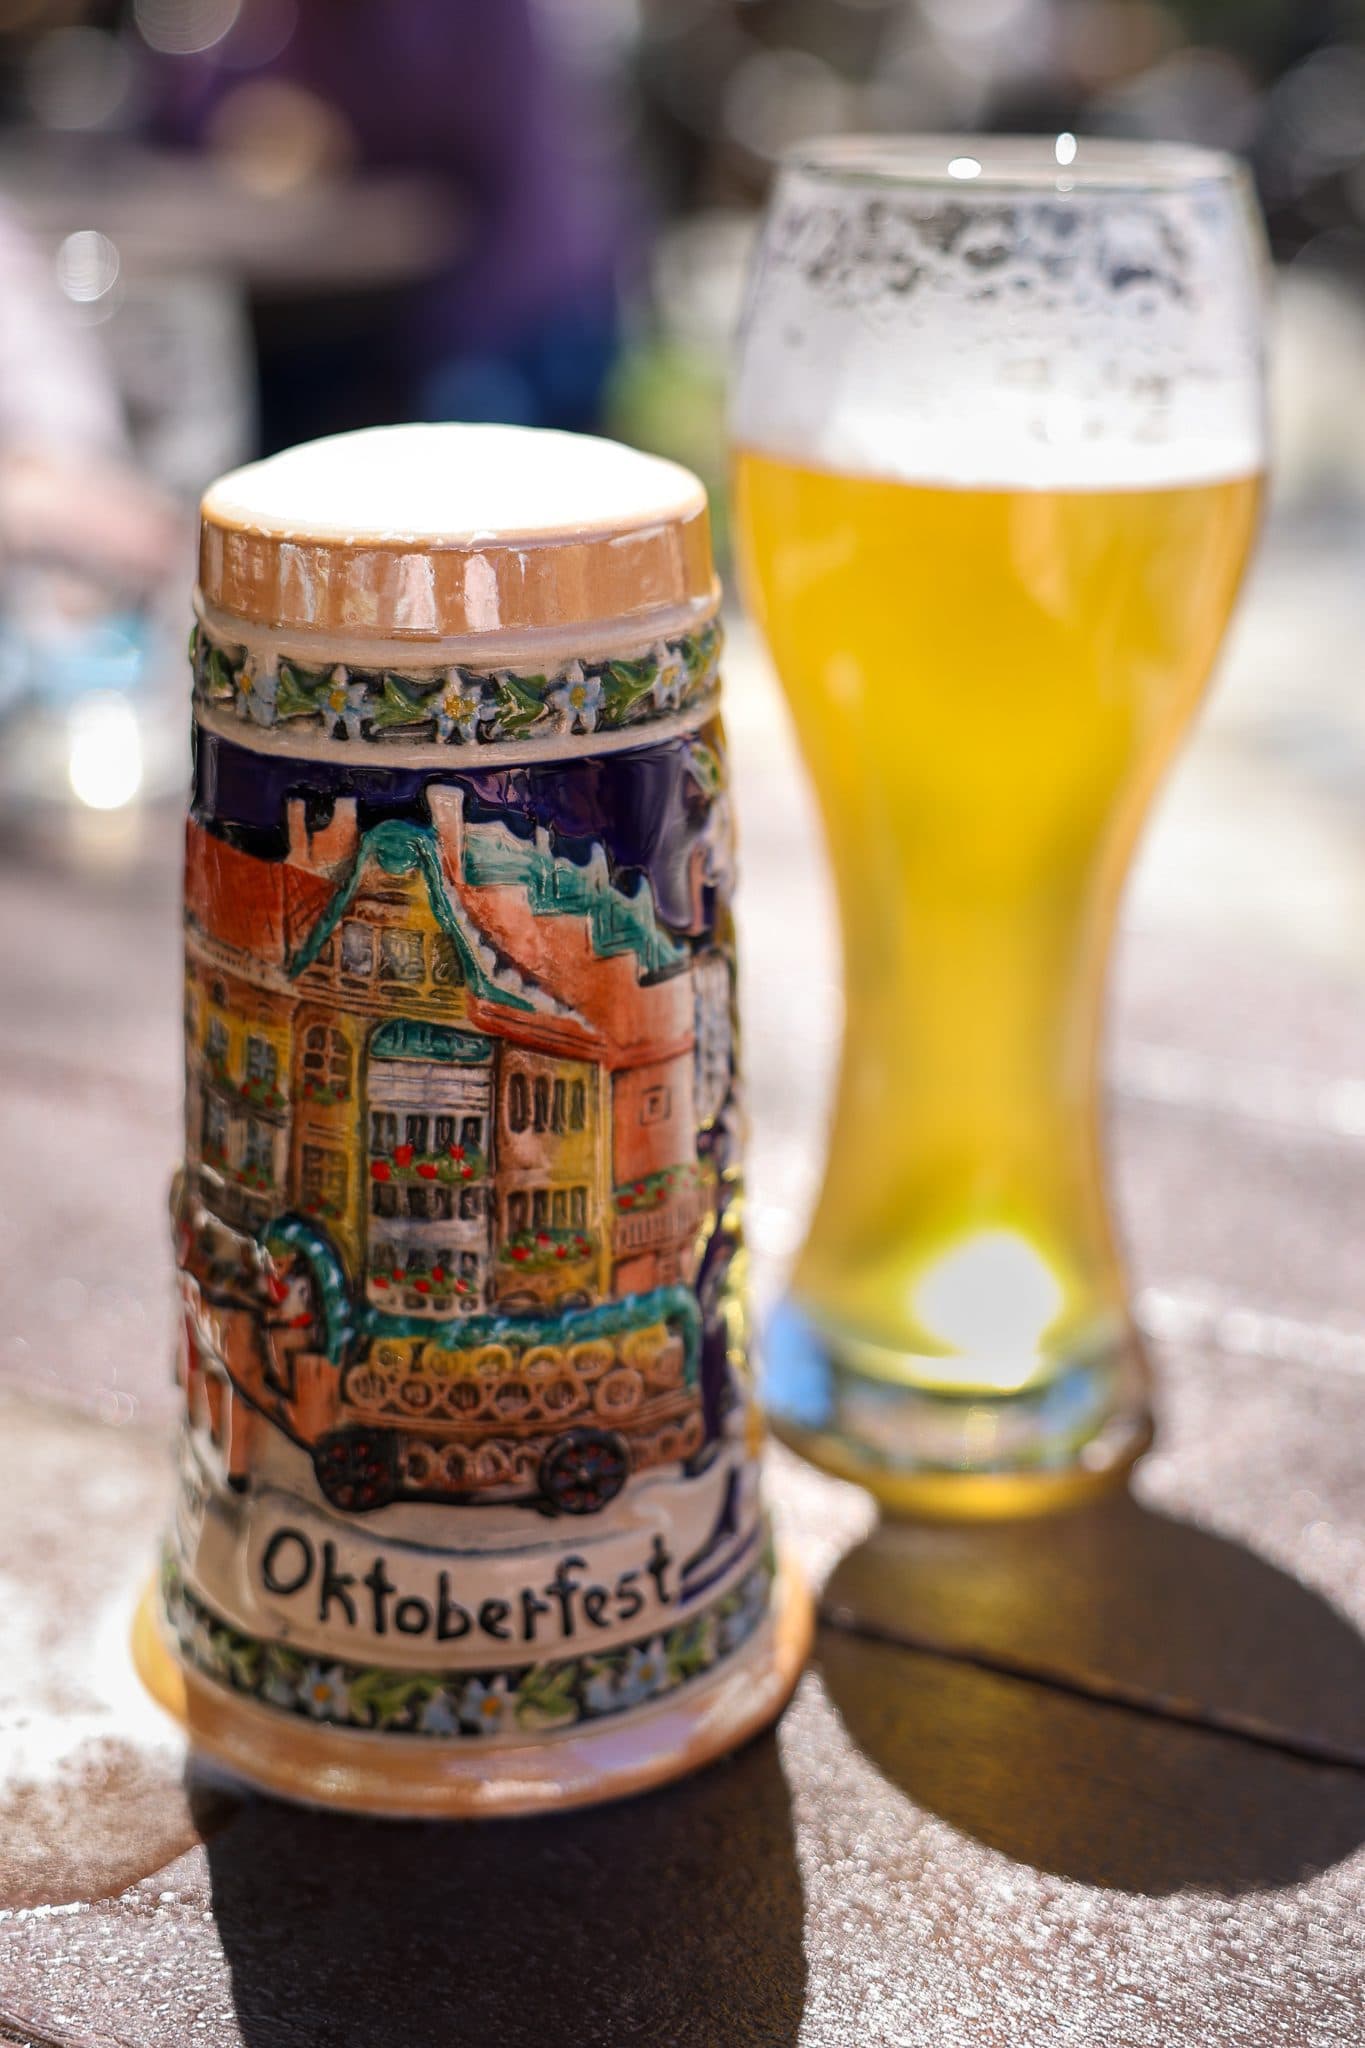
[733,140,1266,1511]
[135,424,809,1813]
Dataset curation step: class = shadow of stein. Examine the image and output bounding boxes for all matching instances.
[134,423,811,1814]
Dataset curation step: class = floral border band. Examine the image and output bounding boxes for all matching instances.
[161,1545,772,1739]
[191,619,721,748]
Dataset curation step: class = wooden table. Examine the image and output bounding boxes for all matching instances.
[1,567,1363,2044]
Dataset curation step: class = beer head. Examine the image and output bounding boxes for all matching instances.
[732,135,1267,491]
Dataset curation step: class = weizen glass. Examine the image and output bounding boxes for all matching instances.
[133,423,810,1814]
[733,137,1266,1515]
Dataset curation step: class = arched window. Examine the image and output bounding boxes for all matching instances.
[569,1080,586,1131]
[533,1076,550,1132]
[508,1072,529,1132]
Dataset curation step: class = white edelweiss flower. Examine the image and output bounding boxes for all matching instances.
[299,1661,351,1720]
[235,654,278,727]
[548,660,604,734]
[650,640,687,711]
[324,665,370,739]
[435,668,485,742]
[459,1674,512,1734]
[617,1638,672,1707]
[418,1688,460,1735]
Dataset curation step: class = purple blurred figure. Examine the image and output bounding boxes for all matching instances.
[142,0,634,447]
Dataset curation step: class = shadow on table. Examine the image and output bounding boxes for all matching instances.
[818,1487,1365,1896]
[193,1730,804,2048]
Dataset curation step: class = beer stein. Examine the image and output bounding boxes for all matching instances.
[733,138,1266,1514]
[134,424,810,1814]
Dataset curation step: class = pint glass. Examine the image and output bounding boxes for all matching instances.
[733,138,1266,1514]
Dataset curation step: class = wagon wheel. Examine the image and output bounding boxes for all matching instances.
[312,1427,398,1512]
[538,1427,630,1516]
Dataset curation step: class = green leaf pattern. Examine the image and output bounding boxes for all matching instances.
[191,622,721,748]
[160,1545,772,1738]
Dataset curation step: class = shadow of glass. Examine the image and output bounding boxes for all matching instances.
[193,1732,805,2048]
[818,1488,1365,1895]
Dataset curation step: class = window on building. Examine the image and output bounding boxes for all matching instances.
[371,1242,395,1279]
[245,1036,276,1088]
[551,1080,566,1133]
[315,938,335,968]
[459,1252,479,1283]
[640,1085,671,1126]
[430,1185,454,1221]
[459,1186,482,1221]
[303,1024,350,1097]
[460,1116,482,1153]
[533,1077,550,1132]
[552,1189,567,1227]
[508,1073,529,1132]
[507,1191,528,1234]
[371,1181,398,1218]
[341,920,374,978]
[431,933,463,985]
[434,1114,455,1152]
[569,1080,586,1131]
[243,1120,273,1178]
[570,1186,587,1228]
[532,1188,549,1229]
[205,1016,228,1067]
[211,979,227,1007]
[380,928,423,983]
[407,1184,431,1220]
[370,1111,398,1155]
[405,1115,429,1154]
[202,1097,227,1159]
[403,1248,430,1309]
[300,1144,346,1215]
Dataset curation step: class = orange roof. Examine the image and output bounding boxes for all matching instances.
[184,820,334,965]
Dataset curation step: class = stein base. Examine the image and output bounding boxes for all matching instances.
[763,1299,1152,1521]
[131,1560,812,1819]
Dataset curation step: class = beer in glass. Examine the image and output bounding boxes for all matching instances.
[732,138,1266,1513]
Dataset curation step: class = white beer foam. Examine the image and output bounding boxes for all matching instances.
[732,153,1267,491]
[203,423,705,545]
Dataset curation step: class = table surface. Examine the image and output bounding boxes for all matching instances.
[2,518,1364,2046]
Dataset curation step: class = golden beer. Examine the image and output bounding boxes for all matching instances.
[732,138,1268,1510]
[736,461,1259,1476]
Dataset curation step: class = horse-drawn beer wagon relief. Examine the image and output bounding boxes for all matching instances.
[175,757,743,1520]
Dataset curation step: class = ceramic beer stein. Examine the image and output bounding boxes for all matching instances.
[133,423,811,1815]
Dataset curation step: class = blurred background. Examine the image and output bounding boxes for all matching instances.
[2,0,1365,816]
[2,0,1365,817]
[3,0,1365,1422]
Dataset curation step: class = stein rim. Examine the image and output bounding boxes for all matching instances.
[781,132,1244,195]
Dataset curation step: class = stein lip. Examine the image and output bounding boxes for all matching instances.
[782,132,1244,194]
[196,423,718,640]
